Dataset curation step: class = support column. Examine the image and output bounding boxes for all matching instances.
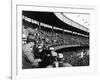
[52,26,54,44]
[63,29,65,44]
[38,21,41,32]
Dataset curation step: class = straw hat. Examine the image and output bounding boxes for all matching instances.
[58,53,64,59]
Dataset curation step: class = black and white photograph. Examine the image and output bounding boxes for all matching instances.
[10,1,97,79]
[22,11,90,69]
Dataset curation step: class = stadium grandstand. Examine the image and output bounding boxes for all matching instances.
[22,11,89,68]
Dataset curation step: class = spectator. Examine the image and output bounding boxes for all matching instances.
[22,40,41,68]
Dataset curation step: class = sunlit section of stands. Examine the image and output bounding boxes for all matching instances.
[55,13,89,33]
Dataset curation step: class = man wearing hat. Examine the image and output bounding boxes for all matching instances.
[37,45,52,68]
[22,37,41,68]
[57,53,72,67]
[46,47,58,68]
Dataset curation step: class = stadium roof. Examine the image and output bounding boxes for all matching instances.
[22,11,89,35]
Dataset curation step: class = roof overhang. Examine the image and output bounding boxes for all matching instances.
[22,11,89,35]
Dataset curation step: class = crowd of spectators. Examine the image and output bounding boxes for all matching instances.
[61,49,89,66]
[22,22,89,47]
[22,21,89,68]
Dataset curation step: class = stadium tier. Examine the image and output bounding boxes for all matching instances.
[22,18,89,49]
[22,11,90,67]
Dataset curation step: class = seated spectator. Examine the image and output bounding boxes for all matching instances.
[22,39,41,68]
